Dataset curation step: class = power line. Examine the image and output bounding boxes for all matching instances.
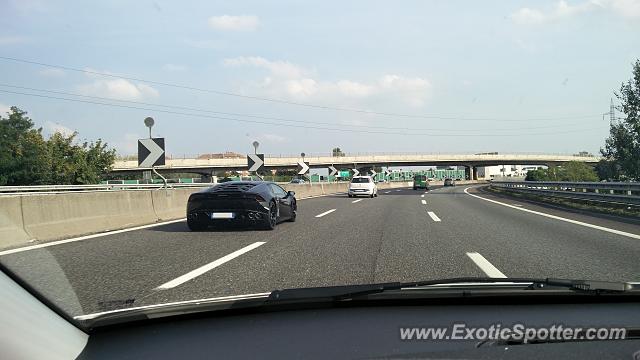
[0,56,601,122]
[0,88,603,137]
[0,83,589,132]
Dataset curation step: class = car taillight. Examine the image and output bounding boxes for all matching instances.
[252,194,266,202]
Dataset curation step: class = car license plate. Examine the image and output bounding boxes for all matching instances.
[211,212,235,219]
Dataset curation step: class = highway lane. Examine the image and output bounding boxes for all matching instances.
[1,185,640,317]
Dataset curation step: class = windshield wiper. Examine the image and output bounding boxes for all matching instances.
[268,277,638,302]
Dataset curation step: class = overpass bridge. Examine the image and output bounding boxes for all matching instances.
[112,153,600,180]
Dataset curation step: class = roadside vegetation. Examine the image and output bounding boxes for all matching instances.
[0,107,115,185]
[598,59,640,182]
[525,162,599,182]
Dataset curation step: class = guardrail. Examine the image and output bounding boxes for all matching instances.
[0,183,214,195]
[490,181,640,207]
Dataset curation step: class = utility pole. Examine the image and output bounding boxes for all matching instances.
[603,98,620,124]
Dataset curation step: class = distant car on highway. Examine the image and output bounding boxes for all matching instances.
[186,181,296,231]
[444,178,456,187]
[289,178,306,184]
[412,175,430,190]
[348,176,378,198]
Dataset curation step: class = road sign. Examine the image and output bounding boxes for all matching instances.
[339,170,350,178]
[247,153,265,172]
[328,165,338,177]
[297,161,310,175]
[138,138,165,167]
[352,169,360,176]
[384,169,392,177]
[370,169,377,178]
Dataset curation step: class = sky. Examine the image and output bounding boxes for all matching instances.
[1,0,639,157]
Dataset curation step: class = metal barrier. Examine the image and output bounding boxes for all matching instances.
[0,183,214,195]
[490,181,640,206]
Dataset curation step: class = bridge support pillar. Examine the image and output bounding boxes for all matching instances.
[464,165,474,180]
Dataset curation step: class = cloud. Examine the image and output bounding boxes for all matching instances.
[510,1,597,24]
[208,15,259,31]
[112,133,141,155]
[38,68,65,77]
[44,121,75,137]
[510,0,640,24]
[77,78,159,100]
[223,56,432,107]
[0,35,28,45]
[163,64,187,72]
[609,0,640,18]
[224,56,306,78]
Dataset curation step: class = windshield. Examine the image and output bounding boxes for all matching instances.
[351,177,371,183]
[1,1,640,327]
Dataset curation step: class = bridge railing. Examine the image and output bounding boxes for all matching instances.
[490,181,640,206]
[0,183,214,195]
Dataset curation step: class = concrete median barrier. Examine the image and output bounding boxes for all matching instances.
[0,180,484,249]
[0,196,31,248]
[152,188,201,221]
[20,191,157,244]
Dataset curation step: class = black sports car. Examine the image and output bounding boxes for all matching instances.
[186,181,297,230]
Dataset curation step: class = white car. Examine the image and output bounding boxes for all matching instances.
[348,176,378,198]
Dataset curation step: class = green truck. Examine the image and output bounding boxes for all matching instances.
[412,174,430,190]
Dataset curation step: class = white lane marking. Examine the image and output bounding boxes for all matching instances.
[384,191,391,194]
[352,199,363,203]
[0,218,187,256]
[75,292,271,320]
[156,242,266,290]
[395,189,402,192]
[512,204,523,207]
[427,211,441,222]
[315,209,337,218]
[421,194,425,198]
[463,187,640,240]
[421,200,427,205]
[466,252,507,278]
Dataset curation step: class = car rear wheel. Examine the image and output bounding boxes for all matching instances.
[288,200,297,222]
[187,218,207,231]
[348,194,353,198]
[263,201,278,230]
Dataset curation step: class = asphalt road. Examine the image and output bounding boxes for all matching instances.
[2,185,640,317]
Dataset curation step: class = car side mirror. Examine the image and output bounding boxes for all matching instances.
[287,191,295,197]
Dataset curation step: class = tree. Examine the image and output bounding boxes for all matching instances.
[332,147,345,157]
[525,168,547,181]
[558,161,598,182]
[601,59,640,180]
[47,132,116,184]
[524,162,597,182]
[596,159,621,181]
[0,107,116,185]
[0,107,49,185]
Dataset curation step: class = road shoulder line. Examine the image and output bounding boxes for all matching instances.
[464,187,640,240]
